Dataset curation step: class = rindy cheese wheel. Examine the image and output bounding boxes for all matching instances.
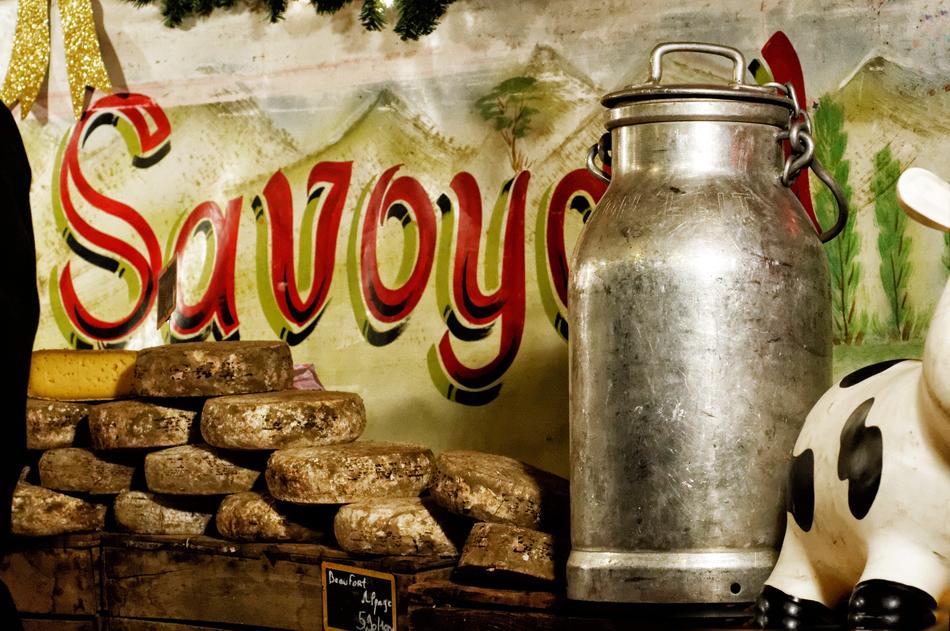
[145,444,264,495]
[114,491,215,535]
[134,341,293,398]
[11,482,107,536]
[266,442,434,504]
[201,390,365,450]
[334,498,463,556]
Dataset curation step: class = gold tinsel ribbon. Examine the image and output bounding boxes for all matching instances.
[1,0,112,119]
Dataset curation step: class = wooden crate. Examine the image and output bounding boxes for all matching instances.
[103,619,237,630]
[0,533,101,628]
[100,534,454,631]
[1,532,457,630]
[22,619,99,630]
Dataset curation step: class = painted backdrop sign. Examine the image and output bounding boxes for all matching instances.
[2,0,948,474]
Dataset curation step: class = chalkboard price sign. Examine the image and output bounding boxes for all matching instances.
[322,561,398,631]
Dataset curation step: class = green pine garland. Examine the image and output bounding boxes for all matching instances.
[359,0,386,31]
[157,0,186,26]
[311,0,348,13]
[394,0,452,39]
[129,0,456,39]
[265,0,289,21]
[191,0,213,15]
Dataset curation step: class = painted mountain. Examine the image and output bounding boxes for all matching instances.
[468,45,603,175]
[239,87,471,197]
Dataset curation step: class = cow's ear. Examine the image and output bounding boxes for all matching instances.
[897,167,950,232]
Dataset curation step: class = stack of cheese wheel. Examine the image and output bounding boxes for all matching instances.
[265,435,456,555]
[19,349,140,536]
[22,342,570,573]
[22,341,361,540]
[427,450,570,585]
[128,340,360,541]
[197,365,371,542]
[125,341,295,538]
[128,339,439,544]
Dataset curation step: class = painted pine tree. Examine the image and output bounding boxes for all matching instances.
[872,144,917,341]
[944,233,950,274]
[475,77,542,172]
[812,96,863,344]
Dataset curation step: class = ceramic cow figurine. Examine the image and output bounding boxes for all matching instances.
[756,167,950,630]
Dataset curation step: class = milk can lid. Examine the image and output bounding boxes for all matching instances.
[601,42,794,111]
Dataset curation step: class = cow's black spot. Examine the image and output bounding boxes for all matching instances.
[837,398,882,520]
[839,359,908,388]
[787,449,815,532]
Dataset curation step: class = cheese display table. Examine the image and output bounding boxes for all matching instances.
[7,534,944,630]
[0,532,454,630]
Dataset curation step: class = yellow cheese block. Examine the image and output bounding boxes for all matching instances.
[28,349,138,401]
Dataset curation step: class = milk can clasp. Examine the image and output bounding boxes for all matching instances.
[765,80,849,242]
[586,42,849,243]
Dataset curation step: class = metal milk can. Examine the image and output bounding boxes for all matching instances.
[567,42,848,604]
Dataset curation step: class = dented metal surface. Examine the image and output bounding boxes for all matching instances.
[568,43,835,604]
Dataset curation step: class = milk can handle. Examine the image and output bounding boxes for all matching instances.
[587,133,611,184]
[588,43,747,185]
[650,42,746,85]
[809,158,849,242]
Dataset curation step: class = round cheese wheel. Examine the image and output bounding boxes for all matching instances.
[201,390,365,450]
[457,522,560,583]
[26,399,91,450]
[334,497,463,556]
[215,492,326,542]
[89,400,198,450]
[429,450,568,532]
[134,341,293,397]
[145,444,263,495]
[38,448,137,495]
[114,491,215,535]
[11,482,106,536]
[266,442,434,504]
